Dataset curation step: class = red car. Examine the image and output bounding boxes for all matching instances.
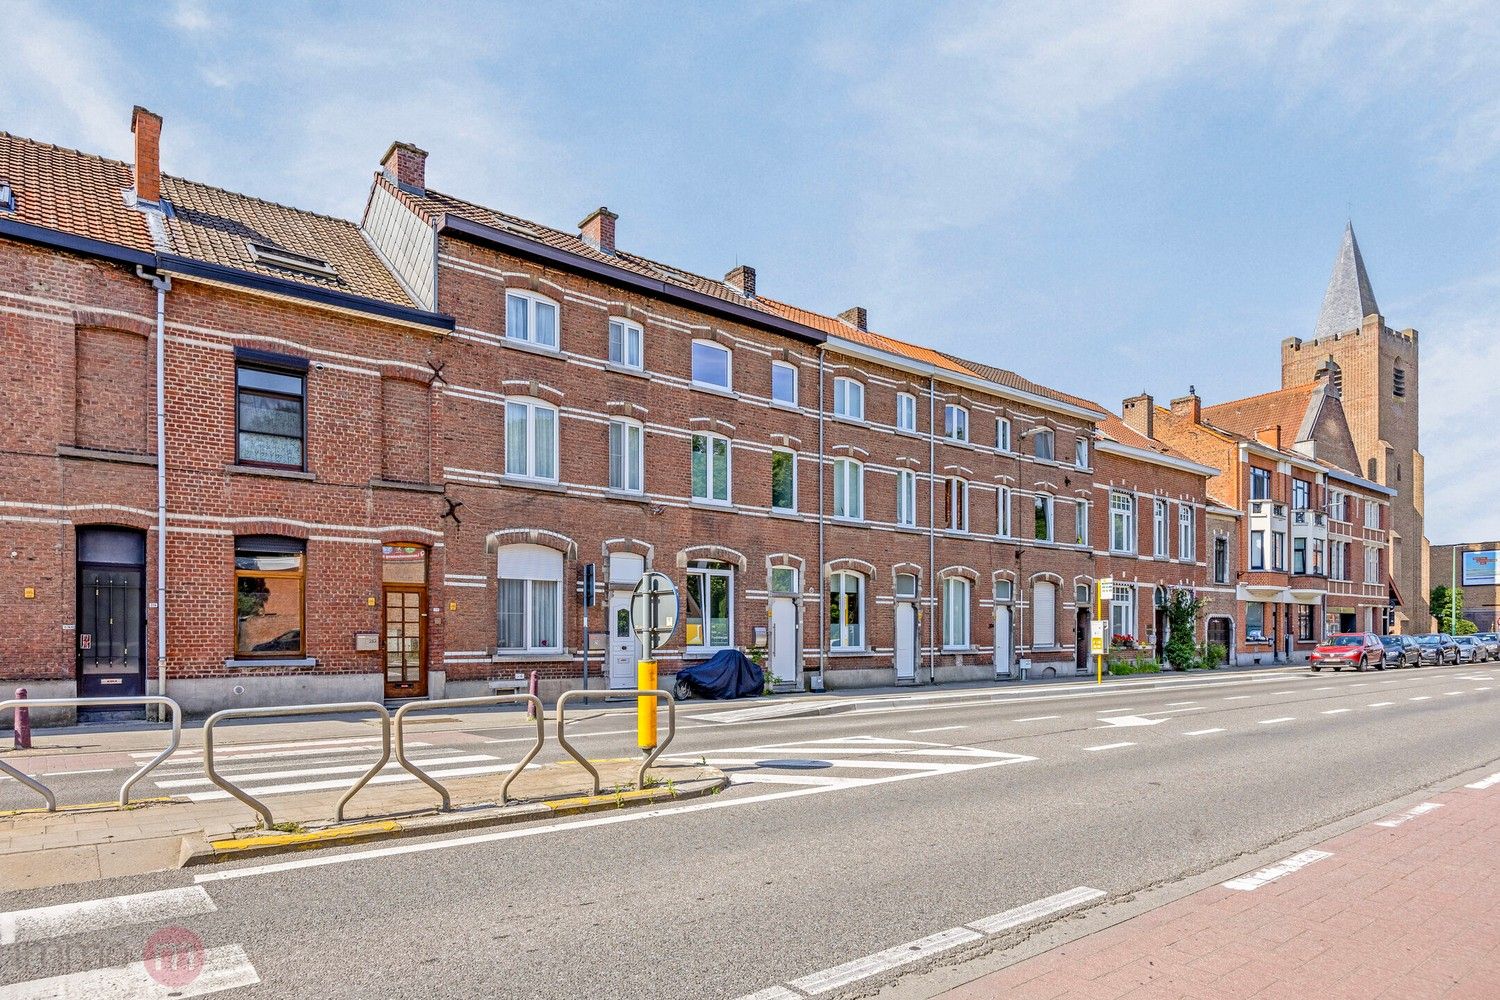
[1310,633,1386,672]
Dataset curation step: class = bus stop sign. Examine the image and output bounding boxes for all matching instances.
[629,572,679,654]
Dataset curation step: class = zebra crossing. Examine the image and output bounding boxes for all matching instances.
[0,886,257,998]
[133,734,522,804]
[665,734,1036,791]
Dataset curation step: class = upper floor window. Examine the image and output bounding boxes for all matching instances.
[505,291,558,349]
[1032,428,1054,462]
[896,392,917,432]
[1250,467,1271,501]
[996,417,1012,452]
[1364,545,1380,582]
[607,419,643,494]
[504,399,558,482]
[1392,368,1406,397]
[607,318,642,369]
[1328,489,1347,522]
[1034,493,1053,541]
[771,449,797,512]
[1213,537,1229,583]
[691,340,731,390]
[770,361,798,407]
[896,469,918,527]
[943,404,968,443]
[1250,530,1266,570]
[1074,436,1089,468]
[828,571,865,650]
[235,354,307,471]
[1110,490,1135,553]
[1075,501,1089,546]
[1363,501,1382,531]
[945,478,968,533]
[1177,504,1194,559]
[997,486,1013,538]
[691,433,731,503]
[832,457,864,520]
[1271,530,1286,571]
[1292,478,1310,510]
[1153,499,1170,558]
[833,377,864,420]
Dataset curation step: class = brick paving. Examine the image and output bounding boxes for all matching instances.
[936,776,1500,999]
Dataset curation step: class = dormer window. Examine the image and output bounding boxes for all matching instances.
[246,241,337,279]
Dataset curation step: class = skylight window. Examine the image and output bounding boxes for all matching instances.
[246,240,337,278]
[0,183,14,213]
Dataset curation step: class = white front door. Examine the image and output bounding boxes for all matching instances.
[894,601,918,681]
[607,593,639,689]
[768,596,798,685]
[994,605,1013,677]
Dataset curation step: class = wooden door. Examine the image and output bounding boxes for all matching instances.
[383,586,426,698]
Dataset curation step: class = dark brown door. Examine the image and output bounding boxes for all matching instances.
[1207,618,1230,662]
[1075,608,1090,673]
[383,585,427,698]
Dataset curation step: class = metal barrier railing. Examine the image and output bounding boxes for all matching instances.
[554,688,676,795]
[204,702,390,828]
[393,695,543,810]
[0,696,182,811]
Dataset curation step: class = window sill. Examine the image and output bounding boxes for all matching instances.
[499,476,566,493]
[688,498,734,511]
[498,337,562,358]
[769,399,800,412]
[491,651,572,663]
[603,488,651,504]
[604,362,649,379]
[690,382,738,400]
[56,445,157,467]
[831,414,866,427]
[831,516,865,526]
[942,646,977,654]
[895,427,922,438]
[225,464,315,482]
[826,649,870,658]
[893,524,924,534]
[768,509,802,521]
[224,657,318,669]
[682,648,734,661]
[370,478,443,493]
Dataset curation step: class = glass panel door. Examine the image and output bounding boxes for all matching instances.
[383,587,426,697]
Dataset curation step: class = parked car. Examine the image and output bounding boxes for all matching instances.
[1474,632,1500,660]
[1310,633,1385,671]
[1454,635,1485,663]
[1412,633,1459,665]
[1378,634,1420,668]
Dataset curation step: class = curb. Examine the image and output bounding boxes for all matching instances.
[180,773,728,866]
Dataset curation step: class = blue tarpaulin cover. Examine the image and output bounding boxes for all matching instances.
[673,649,764,699]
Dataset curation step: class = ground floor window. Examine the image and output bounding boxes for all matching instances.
[1110,584,1135,644]
[1296,605,1315,641]
[235,536,306,656]
[943,578,971,648]
[497,543,562,652]
[1246,602,1266,642]
[1032,581,1057,647]
[828,571,865,649]
[686,562,734,649]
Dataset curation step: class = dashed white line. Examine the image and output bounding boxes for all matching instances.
[1223,695,1253,701]
[1374,802,1443,828]
[1466,772,1500,790]
[0,944,257,999]
[1165,701,1198,707]
[1312,686,1336,692]
[0,887,216,945]
[1443,691,1464,696]
[1084,742,1136,752]
[1223,850,1332,891]
[1258,717,1295,725]
[1183,728,1225,736]
[965,886,1106,933]
[1369,702,1394,708]
[908,725,966,734]
[786,926,983,995]
[1409,696,1433,702]
[1321,708,1353,715]
[1011,715,1061,723]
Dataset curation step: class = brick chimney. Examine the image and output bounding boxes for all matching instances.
[578,207,618,255]
[838,306,868,331]
[130,106,163,206]
[1170,386,1202,425]
[725,264,756,298]
[381,141,427,194]
[1255,425,1281,449]
[1121,392,1154,439]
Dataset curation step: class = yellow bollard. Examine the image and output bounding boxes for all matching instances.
[637,660,658,751]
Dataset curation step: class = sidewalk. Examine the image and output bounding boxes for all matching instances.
[935,771,1500,999]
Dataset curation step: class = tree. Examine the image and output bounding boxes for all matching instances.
[1164,589,1205,670]
[1430,585,1478,635]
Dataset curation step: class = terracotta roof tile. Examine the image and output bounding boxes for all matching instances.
[0,132,152,252]
[1201,383,1317,445]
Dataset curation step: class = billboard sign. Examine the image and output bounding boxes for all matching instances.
[1462,551,1500,587]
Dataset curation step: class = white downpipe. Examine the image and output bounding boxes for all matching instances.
[139,268,171,719]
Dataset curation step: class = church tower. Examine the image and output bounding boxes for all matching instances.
[1281,224,1427,630]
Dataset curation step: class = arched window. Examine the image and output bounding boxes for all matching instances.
[608,418,644,493]
[943,404,968,442]
[833,377,865,420]
[833,458,863,520]
[828,571,864,649]
[1032,580,1056,648]
[943,577,971,649]
[505,398,558,482]
[496,544,562,652]
[691,339,732,390]
[686,561,734,650]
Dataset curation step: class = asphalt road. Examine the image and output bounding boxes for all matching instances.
[3,662,1499,999]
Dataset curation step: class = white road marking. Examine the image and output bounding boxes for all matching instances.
[0,887,215,946]
[966,886,1106,934]
[1258,717,1295,725]
[1443,691,1464,696]
[7,768,117,778]
[1011,715,1060,722]
[1478,686,1494,691]
[179,760,529,801]
[156,741,435,772]
[908,725,966,734]
[786,926,982,995]
[736,988,802,1000]
[130,734,387,758]
[1223,695,1252,700]
[1223,850,1332,891]
[727,773,862,788]
[1378,679,1400,684]
[1374,802,1443,828]
[1084,742,1136,752]
[1321,709,1353,715]
[1312,686,1336,691]
[1369,702,1395,708]
[1096,715,1166,728]
[1165,701,1198,707]
[1409,696,1432,702]
[1183,728,1225,736]
[1466,772,1500,790]
[155,753,495,788]
[0,944,257,999]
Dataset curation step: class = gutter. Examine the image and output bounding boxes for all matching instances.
[0,217,156,268]
[817,349,827,690]
[1095,438,1220,478]
[136,266,172,719]
[928,377,937,685]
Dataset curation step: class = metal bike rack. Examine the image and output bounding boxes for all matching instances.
[392,695,544,810]
[0,696,182,811]
[554,688,676,795]
[203,702,390,828]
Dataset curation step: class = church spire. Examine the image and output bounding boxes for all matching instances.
[1313,222,1379,340]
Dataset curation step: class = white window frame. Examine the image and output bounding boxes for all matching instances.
[1177,504,1193,560]
[607,317,642,369]
[691,432,732,504]
[685,563,735,651]
[1033,428,1054,461]
[943,404,969,443]
[896,469,918,527]
[1364,545,1380,583]
[828,571,865,650]
[691,339,732,390]
[997,486,1012,538]
[1110,584,1135,642]
[1109,490,1135,553]
[896,392,917,432]
[943,577,971,650]
[1075,436,1089,468]
[1363,501,1381,530]
[504,398,559,483]
[945,478,969,533]
[1075,500,1089,546]
[1250,530,1266,570]
[496,544,563,653]
[832,457,864,521]
[1153,498,1170,559]
[771,448,798,513]
[770,360,798,408]
[1034,493,1053,542]
[607,418,644,494]
[996,417,1012,452]
[505,291,559,350]
[833,377,865,421]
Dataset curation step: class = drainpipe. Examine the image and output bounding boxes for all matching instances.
[927,377,937,684]
[138,267,171,719]
[817,348,826,690]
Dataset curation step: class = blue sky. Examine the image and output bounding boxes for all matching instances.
[4,1,1497,542]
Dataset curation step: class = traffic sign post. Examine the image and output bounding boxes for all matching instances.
[629,573,679,751]
[1095,577,1113,684]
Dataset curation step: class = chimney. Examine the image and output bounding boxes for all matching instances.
[130,106,163,206]
[1169,386,1202,425]
[381,141,427,194]
[838,306,868,331]
[1256,425,1281,449]
[725,264,756,298]
[579,207,618,255]
[1121,392,1154,439]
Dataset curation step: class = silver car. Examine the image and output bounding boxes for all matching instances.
[1454,636,1483,663]
[1475,632,1500,659]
